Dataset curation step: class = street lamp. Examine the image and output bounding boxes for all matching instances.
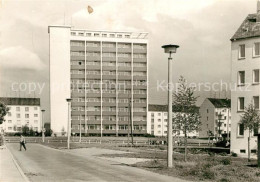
[162,44,179,168]
[66,98,72,149]
[41,109,45,142]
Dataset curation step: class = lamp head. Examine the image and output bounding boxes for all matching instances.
[41,109,45,112]
[66,98,72,102]
[162,44,179,54]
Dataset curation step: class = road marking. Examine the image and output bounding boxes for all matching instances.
[6,145,30,182]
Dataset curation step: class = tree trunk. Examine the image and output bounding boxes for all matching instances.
[184,130,187,162]
[248,130,251,162]
[258,135,260,167]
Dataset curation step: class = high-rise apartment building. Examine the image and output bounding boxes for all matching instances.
[230,2,260,157]
[48,26,148,136]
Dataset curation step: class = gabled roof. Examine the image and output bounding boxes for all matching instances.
[231,13,260,41]
[148,104,168,112]
[207,98,231,108]
[0,97,40,106]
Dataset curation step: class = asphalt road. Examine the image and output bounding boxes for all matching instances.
[7,143,187,182]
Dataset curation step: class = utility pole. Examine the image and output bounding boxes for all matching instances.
[79,115,82,143]
[128,95,134,145]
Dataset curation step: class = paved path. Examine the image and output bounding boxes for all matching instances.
[0,145,27,182]
[7,143,188,182]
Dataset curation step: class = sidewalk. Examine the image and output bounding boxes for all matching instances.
[0,145,27,182]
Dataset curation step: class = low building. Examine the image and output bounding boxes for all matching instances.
[147,104,198,137]
[199,98,231,139]
[0,97,41,134]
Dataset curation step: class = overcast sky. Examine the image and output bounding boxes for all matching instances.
[0,0,256,122]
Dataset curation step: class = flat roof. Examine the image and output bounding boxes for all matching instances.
[0,97,40,106]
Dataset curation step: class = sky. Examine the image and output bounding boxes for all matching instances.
[0,0,257,123]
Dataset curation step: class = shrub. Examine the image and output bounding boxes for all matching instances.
[231,152,238,157]
[221,158,231,165]
[202,169,215,180]
[220,178,230,182]
[219,152,227,156]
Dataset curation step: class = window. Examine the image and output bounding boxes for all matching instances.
[151,119,154,123]
[164,113,167,116]
[158,113,161,116]
[102,34,107,37]
[34,114,38,117]
[8,112,11,116]
[25,114,29,118]
[240,149,246,153]
[164,119,167,122]
[238,71,245,85]
[16,107,20,111]
[8,127,12,130]
[254,42,260,57]
[16,114,20,118]
[238,97,245,111]
[158,119,161,122]
[34,127,38,131]
[8,120,12,123]
[239,44,245,59]
[158,125,161,128]
[253,69,260,84]
[207,116,208,121]
[253,96,259,110]
[34,107,38,110]
[34,120,38,124]
[25,107,29,111]
[207,109,209,113]
[71,32,76,36]
[238,123,244,136]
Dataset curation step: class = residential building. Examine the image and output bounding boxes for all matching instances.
[147,104,198,137]
[230,2,260,157]
[0,97,41,133]
[48,26,148,136]
[199,98,231,138]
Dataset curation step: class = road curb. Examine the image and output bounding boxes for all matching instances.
[5,145,30,182]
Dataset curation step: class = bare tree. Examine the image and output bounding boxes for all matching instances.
[172,76,201,161]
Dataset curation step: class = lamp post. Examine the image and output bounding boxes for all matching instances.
[66,98,72,149]
[162,44,179,168]
[41,109,45,142]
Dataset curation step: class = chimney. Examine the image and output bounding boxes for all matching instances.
[257,0,260,22]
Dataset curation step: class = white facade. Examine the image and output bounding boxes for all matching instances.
[147,107,198,137]
[147,111,168,136]
[230,4,260,157]
[199,98,231,138]
[49,26,71,135]
[0,105,41,133]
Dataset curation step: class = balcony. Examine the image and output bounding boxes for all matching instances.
[103,75,116,80]
[87,111,101,115]
[86,47,101,52]
[133,75,147,80]
[102,66,116,71]
[86,56,101,61]
[133,67,147,72]
[133,94,147,99]
[102,57,116,62]
[71,46,85,51]
[71,65,85,70]
[87,93,101,97]
[86,74,101,79]
[87,102,101,107]
[118,66,131,71]
[71,102,85,107]
[118,75,131,81]
[71,111,85,115]
[118,48,132,53]
[102,102,116,107]
[71,74,85,79]
[118,57,131,62]
[102,47,116,52]
[71,55,85,61]
[133,58,146,63]
[133,49,147,54]
[86,65,101,70]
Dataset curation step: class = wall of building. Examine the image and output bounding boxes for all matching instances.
[199,99,215,138]
[49,26,149,136]
[0,105,41,133]
[231,38,260,157]
[49,26,71,135]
